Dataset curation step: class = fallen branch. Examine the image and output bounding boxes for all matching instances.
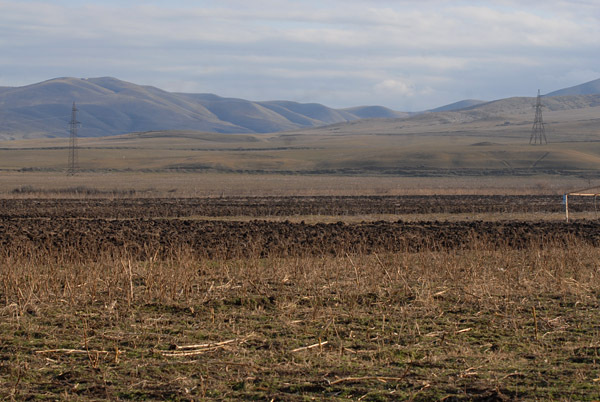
[161,345,230,357]
[328,376,407,385]
[161,335,254,357]
[501,372,525,381]
[425,328,472,338]
[290,340,328,353]
[176,339,237,350]
[35,349,109,355]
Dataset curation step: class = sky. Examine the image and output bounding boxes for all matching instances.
[1,0,599,111]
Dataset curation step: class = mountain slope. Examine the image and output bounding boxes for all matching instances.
[546,78,600,96]
[301,93,600,138]
[0,77,244,138]
[341,106,409,119]
[2,76,599,141]
[429,99,486,112]
[0,77,402,140]
[175,94,355,133]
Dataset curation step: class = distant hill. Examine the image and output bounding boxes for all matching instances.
[425,77,600,112]
[546,78,600,96]
[0,77,404,140]
[429,99,486,112]
[305,93,600,138]
[341,106,410,119]
[3,76,600,141]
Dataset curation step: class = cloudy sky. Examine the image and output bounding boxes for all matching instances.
[1,0,599,111]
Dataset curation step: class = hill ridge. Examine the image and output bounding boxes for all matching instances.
[1,76,599,140]
[0,77,401,139]
[546,78,600,96]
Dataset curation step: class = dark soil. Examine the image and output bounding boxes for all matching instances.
[1,197,598,259]
[0,195,585,219]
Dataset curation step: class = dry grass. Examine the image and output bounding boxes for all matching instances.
[2,123,600,176]
[0,171,595,198]
[2,238,600,400]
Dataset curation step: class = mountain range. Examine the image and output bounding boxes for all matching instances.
[0,76,599,140]
[0,77,408,140]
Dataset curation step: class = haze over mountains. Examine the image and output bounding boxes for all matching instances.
[0,77,408,140]
[0,76,599,140]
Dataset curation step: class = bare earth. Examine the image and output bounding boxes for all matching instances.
[1,195,600,400]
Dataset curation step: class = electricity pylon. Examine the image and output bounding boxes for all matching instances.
[529,90,547,145]
[67,102,80,175]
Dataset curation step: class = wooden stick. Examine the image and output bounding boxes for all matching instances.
[36,349,109,355]
[329,376,407,385]
[162,335,255,357]
[176,339,237,350]
[290,340,328,353]
[501,372,525,381]
[161,346,228,357]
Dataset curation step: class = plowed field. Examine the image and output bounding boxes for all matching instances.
[0,195,582,218]
[1,196,599,259]
[3,195,600,401]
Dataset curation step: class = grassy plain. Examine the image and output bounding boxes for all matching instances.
[1,127,600,198]
[0,171,596,198]
[0,97,600,175]
[0,97,599,197]
[1,104,600,399]
[2,238,600,400]
[2,131,600,175]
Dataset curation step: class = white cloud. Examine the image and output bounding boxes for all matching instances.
[375,80,415,97]
[0,0,599,110]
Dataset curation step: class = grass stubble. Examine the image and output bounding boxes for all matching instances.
[1,234,600,400]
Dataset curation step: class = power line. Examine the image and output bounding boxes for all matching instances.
[67,102,80,175]
[529,89,547,145]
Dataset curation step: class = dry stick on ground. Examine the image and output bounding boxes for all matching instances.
[36,349,110,355]
[175,339,238,350]
[328,376,407,385]
[290,340,328,353]
[161,346,232,357]
[328,362,412,386]
[161,336,254,357]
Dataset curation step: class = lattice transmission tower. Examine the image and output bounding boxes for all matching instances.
[529,89,547,145]
[67,102,80,175]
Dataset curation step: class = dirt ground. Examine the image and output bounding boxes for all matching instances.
[0,195,577,218]
[0,196,597,260]
[2,196,600,400]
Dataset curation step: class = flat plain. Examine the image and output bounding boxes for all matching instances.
[0,92,599,178]
[1,97,600,400]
